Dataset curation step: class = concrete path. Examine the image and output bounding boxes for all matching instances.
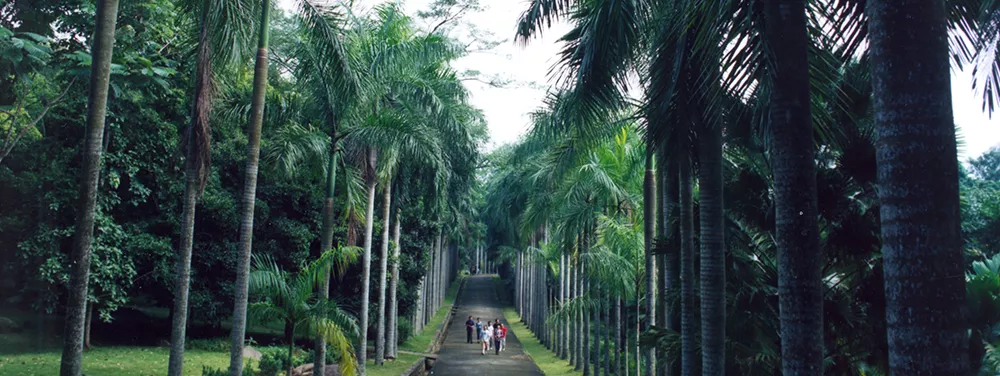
[430,275,543,376]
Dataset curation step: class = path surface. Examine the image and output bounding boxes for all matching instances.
[430,275,543,376]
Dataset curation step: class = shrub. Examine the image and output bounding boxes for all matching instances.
[188,338,231,352]
[396,317,413,345]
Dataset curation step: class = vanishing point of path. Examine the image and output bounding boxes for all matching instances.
[430,275,544,376]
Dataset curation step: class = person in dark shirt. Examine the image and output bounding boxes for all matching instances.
[465,316,475,343]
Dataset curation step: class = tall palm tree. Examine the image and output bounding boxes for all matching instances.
[867,0,969,373]
[168,1,257,374]
[60,1,121,375]
[761,2,823,374]
[228,1,272,374]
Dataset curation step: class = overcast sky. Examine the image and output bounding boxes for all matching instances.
[277,0,1000,160]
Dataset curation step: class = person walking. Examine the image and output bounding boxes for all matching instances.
[480,323,492,355]
[498,323,507,352]
[475,318,483,343]
[465,316,475,344]
[494,324,504,355]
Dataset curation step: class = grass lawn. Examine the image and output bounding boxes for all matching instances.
[0,346,229,376]
[364,353,421,376]
[0,277,465,376]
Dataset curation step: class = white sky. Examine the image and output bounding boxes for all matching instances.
[277,0,1000,160]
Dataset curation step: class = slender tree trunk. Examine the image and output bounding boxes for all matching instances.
[168,5,214,374]
[615,298,622,376]
[571,255,578,367]
[374,182,392,365]
[228,2,270,374]
[643,146,657,376]
[60,1,120,374]
[591,276,599,375]
[387,206,401,358]
[583,263,591,376]
[357,149,378,375]
[84,302,93,350]
[601,287,614,376]
[656,150,667,376]
[868,0,969,373]
[678,134,696,376]
[763,3,823,375]
[414,278,424,334]
[286,323,296,376]
[314,142,339,376]
[663,161,679,376]
[576,253,583,371]
[699,115,725,376]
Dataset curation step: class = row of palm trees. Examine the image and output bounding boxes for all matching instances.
[483,0,1000,375]
[57,1,481,376]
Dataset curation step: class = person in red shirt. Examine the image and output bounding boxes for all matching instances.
[496,323,507,353]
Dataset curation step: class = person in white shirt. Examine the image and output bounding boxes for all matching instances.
[480,324,493,355]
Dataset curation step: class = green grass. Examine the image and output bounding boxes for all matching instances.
[503,309,581,376]
[0,346,230,376]
[0,277,464,376]
[494,275,581,376]
[364,353,422,376]
[397,276,463,353]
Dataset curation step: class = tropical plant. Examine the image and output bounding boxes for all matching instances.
[247,248,361,376]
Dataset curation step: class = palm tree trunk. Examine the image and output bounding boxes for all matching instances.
[763,3,823,375]
[387,206,401,358]
[314,142,339,376]
[615,298,622,376]
[678,133,695,376]
[591,276,599,375]
[357,148,378,375]
[59,1,120,374]
[698,117,725,376]
[570,255,578,367]
[603,284,610,376]
[168,8,213,374]
[643,146,657,376]
[374,181,392,365]
[84,302,93,350]
[228,2,271,375]
[575,253,583,371]
[582,262,591,376]
[656,150,668,376]
[663,161,679,376]
[286,322,296,376]
[868,0,969,373]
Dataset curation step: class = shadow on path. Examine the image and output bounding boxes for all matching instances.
[430,275,543,376]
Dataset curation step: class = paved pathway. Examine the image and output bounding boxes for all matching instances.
[430,275,543,376]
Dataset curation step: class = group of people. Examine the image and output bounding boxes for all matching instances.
[464,316,507,355]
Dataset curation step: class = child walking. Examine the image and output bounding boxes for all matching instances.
[480,323,493,355]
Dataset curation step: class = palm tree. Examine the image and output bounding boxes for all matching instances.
[247,249,361,376]
[228,2,352,374]
[761,2,823,374]
[867,0,969,373]
[168,1,257,374]
[60,1,121,375]
[228,1,272,374]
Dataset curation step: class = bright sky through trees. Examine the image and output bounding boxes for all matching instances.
[278,0,998,159]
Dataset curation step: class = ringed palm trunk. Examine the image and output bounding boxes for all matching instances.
[387,206,401,357]
[868,0,969,373]
[228,2,271,374]
[314,140,339,376]
[698,119,725,376]
[642,145,657,376]
[663,160,679,376]
[59,1,120,374]
[168,7,214,374]
[763,2,823,374]
[358,148,378,375]
[678,124,696,376]
[374,180,392,364]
